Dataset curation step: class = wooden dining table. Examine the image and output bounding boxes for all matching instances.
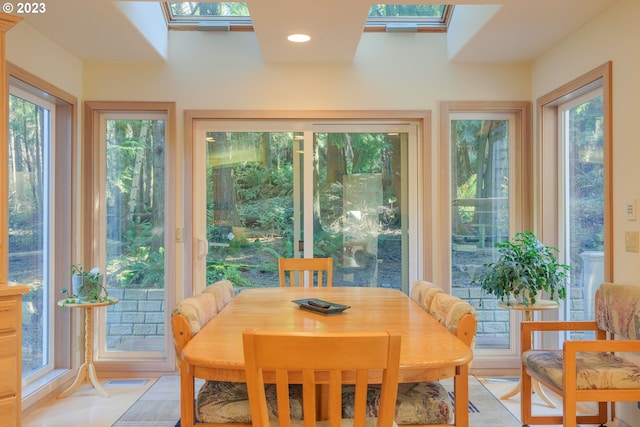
[181,286,473,426]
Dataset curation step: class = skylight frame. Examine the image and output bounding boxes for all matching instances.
[162,2,253,30]
[162,2,453,33]
[365,5,454,33]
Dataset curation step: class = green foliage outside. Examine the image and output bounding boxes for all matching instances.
[104,118,166,289]
[169,2,249,17]
[368,4,446,18]
[205,130,400,288]
[451,98,603,292]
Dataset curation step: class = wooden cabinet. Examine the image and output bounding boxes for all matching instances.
[0,288,28,427]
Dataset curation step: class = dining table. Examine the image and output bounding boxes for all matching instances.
[181,286,473,426]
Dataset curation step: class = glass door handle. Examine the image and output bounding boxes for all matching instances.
[198,236,209,259]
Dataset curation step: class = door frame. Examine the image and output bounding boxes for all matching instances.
[186,110,430,296]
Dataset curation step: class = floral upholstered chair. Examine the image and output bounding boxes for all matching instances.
[172,280,299,426]
[428,292,477,348]
[347,289,476,426]
[521,282,640,427]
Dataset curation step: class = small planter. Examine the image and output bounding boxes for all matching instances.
[72,274,104,301]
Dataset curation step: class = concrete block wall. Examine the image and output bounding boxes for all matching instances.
[452,285,587,342]
[105,288,165,349]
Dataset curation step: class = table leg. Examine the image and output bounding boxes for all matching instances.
[499,378,556,408]
[58,306,110,398]
[500,308,556,408]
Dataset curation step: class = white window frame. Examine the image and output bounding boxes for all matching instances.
[9,85,56,386]
[439,101,531,372]
[85,102,177,374]
[188,113,427,296]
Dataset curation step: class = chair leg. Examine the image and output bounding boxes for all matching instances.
[562,389,577,427]
[521,367,533,425]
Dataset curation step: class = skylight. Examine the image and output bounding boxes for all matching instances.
[164,2,252,29]
[366,4,452,32]
[163,2,452,32]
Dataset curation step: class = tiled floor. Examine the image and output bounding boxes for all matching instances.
[23,378,156,427]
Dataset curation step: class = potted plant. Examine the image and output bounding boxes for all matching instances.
[62,264,108,303]
[471,231,569,306]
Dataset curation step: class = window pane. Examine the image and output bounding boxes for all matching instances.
[205,131,294,288]
[563,94,604,339]
[168,2,249,18]
[315,132,406,289]
[450,119,510,349]
[368,4,446,18]
[104,118,166,354]
[9,93,52,378]
[200,127,408,291]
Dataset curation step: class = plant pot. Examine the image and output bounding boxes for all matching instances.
[72,274,103,301]
[509,289,533,306]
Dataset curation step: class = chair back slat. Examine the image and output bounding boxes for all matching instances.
[243,329,401,427]
[278,257,333,287]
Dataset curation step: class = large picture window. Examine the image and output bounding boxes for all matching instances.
[8,64,76,409]
[85,102,177,373]
[440,101,531,370]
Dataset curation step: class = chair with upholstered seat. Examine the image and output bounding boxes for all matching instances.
[346,291,477,426]
[521,282,640,427]
[243,328,401,427]
[278,257,333,287]
[172,280,258,426]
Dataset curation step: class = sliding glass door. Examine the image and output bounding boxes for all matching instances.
[192,120,418,293]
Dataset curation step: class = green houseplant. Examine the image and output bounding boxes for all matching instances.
[472,231,569,306]
[61,264,109,303]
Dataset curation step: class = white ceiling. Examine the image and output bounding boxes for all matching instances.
[19,0,620,64]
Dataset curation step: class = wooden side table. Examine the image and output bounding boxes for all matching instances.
[57,296,119,398]
[498,299,559,408]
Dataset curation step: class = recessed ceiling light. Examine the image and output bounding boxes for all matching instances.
[287,33,311,43]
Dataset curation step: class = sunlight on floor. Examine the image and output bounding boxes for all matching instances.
[478,376,624,427]
[23,378,156,427]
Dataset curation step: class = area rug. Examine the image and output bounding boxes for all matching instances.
[111,376,203,427]
[113,375,520,426]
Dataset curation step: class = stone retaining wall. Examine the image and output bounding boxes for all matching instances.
[105,288,165,349]
[452,285,588,343]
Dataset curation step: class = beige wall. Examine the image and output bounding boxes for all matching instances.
[531,0,639,423]
[533,0,639,286]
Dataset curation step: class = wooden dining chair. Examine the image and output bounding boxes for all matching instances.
[278,257,333,287]
[243,328,401,427]
[521,282,640,427]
